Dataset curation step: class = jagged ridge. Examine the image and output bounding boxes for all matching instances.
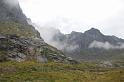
[52,28,124,61]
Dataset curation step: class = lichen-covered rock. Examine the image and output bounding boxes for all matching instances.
[0,0,77,63]
[0,34,70,63]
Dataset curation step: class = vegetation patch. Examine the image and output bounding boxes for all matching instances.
[0,61,124,82]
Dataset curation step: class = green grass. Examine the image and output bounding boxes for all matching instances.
[0,61,124,82]
[0,21,39,38]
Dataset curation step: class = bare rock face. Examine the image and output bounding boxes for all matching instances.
[0,0,76,63]
[0,35,67,63]
[0,0,27,24]
[52,28,124,61]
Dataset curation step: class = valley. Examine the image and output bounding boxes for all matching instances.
[0,0,124,82]
[0,61,124,82]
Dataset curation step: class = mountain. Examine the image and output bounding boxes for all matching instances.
[0,0,27,24]
[50,28,124,61]
[0,0,75,63]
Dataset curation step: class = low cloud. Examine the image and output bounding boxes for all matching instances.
[34,25,79,52]
[35,26,60,43]
[89,40,124,50]
[52,42,79,52]
[65,44,79,52]
[4,0,19,7]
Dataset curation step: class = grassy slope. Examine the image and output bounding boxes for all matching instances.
[0,61,124,82]
[0,21,124,82]
[0,21,39,37]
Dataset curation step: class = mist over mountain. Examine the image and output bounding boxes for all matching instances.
[0,0,74,63]
[0,0,28,24]
[39,27,124,61]
[0,0,124,82]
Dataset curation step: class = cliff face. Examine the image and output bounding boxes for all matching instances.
[51,28,124,61]
[0,0,75,63]
[0,0,27,24]
[0,34,68,63]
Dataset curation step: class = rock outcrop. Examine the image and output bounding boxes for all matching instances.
[0,0,76,63]
[49,28,124,61]
[0,34,69,63]
[0,0,27,24]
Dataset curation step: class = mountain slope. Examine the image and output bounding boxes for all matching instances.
[0,0,27,24]
[50,28,124,61]
[0,0,74,63]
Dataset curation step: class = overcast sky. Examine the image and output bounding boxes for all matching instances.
[19,0,124,39]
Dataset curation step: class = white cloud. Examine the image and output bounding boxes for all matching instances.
[35,25,79,52]
[18,0,124,39]
[4,0,19,7]
[89,40,124,50]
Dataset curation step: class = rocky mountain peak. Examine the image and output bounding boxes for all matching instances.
[49,27,124,61]
[84,28,102,36]
[70,31,82,35]
[0,0,27,24]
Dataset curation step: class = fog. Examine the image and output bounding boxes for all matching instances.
[18,0,124,51]
[35,25,79,51]
[18,0,124,39]
[89,40,124,50]
[4,0,19,7]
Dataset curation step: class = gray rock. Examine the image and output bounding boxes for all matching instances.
[0,0,76,63]
[37,55,48,63]
[52,28,124,61]
[0,0,27,24]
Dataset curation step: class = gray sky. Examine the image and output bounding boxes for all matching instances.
[19,0,124,39]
